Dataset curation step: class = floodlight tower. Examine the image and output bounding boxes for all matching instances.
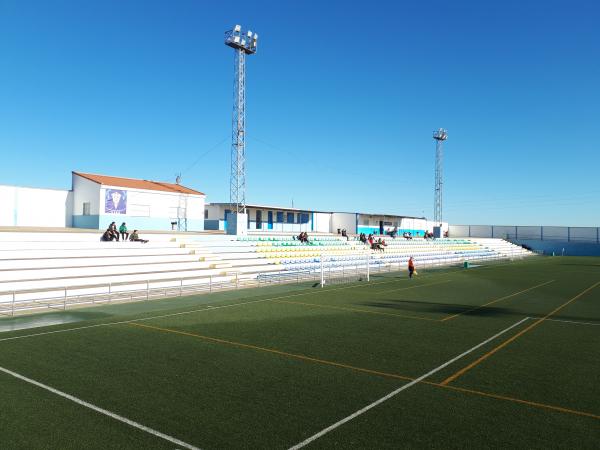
[224,25,258,220]
[433,128,448,224]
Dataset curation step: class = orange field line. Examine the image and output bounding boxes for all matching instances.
[128,321,600,422]
[129,322,413,382]
[439,384,600,421]
[440,280,600,386]
[272,299,440,322]
[441,279,555,322]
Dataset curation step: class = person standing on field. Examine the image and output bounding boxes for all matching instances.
[408,257,415,278]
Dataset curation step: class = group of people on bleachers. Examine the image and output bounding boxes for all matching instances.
[359,233,386,251]
[295,231,309,243]
[424,230,435,240]
[403,232,413,240]
[101,222,148,243]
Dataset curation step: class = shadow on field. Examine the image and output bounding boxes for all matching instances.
[357,299,600,323]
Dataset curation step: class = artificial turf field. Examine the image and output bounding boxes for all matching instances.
[0,256,599,449]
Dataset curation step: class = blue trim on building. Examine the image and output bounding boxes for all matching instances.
[73,215,100,229]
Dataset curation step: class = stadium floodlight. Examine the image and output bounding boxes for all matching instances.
[225,25,258,55]
[224,25,258,219]
[433,128,448,224]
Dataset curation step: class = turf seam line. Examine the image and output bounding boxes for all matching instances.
[441,279,555,322]
[0,365,201,450]
[287,316,530,450]
[440,280,600,386]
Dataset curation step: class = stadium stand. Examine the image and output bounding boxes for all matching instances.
[0,230,532,315]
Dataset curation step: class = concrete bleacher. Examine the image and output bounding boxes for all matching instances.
[0,229,533,315]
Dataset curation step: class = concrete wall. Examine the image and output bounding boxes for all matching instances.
[0,185,72,227]
[72,175,101,229]
[331,213,357,234]
[313,212,332,233]
[450,224,600,243]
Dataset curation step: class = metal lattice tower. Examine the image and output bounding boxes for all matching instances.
[224,25,258,214]
[175,174,187,232]
[433,128,448,224]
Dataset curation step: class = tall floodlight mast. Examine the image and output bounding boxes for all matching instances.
[433,128,448,224]
[224,25,258,218]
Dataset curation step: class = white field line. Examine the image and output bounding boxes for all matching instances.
[530,317,600,327]
[288,316,531,450]
[0,365,200,450]
[0,277,409,343]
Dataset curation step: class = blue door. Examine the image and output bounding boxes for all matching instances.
[268,211,273,230]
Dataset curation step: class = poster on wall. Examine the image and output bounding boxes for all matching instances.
[105,189,127,214]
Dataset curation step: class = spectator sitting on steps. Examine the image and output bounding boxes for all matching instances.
[129,230,149,244]
[101,229,116,241]
[119,222,129,242]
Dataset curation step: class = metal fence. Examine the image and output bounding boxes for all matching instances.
[450,225,600,243]
[0,251,524,317]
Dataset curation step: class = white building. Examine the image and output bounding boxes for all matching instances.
[0,172,206,231]
[205,203,447,236]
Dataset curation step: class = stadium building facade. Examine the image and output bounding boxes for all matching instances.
[0,172,206,231]
[205,203,446,236]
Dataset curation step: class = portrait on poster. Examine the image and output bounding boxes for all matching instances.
[105,189,127,214]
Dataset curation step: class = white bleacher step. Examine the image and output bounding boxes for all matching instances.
[0,247,193,261]
[0,261,213,283]
[0,266,232,294]
[210,262,232,269]
[0,254,203,271]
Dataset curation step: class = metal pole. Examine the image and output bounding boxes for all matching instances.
[366,252,370,282]
[64,287,67,310]
[12,291,16,316]
[146,280,150,300]
[320,253,324,288]
[180,279,183,296]
[210,275,213,292]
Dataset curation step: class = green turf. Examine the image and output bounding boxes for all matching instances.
[1,256,599,449]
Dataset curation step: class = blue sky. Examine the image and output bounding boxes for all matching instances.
[1,0,598,226]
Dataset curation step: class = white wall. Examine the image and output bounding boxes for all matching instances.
[72,175,101,215]
[100,185,204,221]
[205,204,224,220]
[0,185,71,227]
[313,212,332,233]
[331,213,357,234]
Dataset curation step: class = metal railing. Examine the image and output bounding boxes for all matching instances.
[0,249,530,317]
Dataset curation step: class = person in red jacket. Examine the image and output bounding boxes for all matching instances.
[408,257,415,278]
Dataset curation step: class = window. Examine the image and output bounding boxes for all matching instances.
[204,210,208,219]
[287,212,294,223]
[82,202,90,216]
[256,210,262,229]
[276,211,284,223]
[299,213,309,224]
